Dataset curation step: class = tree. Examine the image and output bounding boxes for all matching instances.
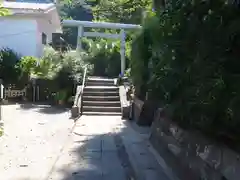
[58,0,94,48]
[91,0,152,24]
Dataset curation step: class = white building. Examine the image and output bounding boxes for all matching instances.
[0,1,62,57]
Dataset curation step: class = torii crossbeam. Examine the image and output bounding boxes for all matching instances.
[62,20,142,74]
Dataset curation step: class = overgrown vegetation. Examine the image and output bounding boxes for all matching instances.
[0,46,88,104]
[130,0,240,149]
[0,48,22,85]
[56,0,151,77]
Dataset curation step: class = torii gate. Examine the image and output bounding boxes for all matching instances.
[62,20,141,74]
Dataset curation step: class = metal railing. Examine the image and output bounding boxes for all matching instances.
[79,65,88,115]
[73,65,88,116]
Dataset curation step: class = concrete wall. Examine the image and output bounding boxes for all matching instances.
[0,18,37,57]
[36,16,55,57]
[0,14,59,58]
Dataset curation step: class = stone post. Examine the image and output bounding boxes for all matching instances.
[120,29,126,74]
[77,25,83,51]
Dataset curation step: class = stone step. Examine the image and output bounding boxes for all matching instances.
[86,81,115,86]
[88,77,115,82]
[83,101,121,107]
[83,91,119,96]
[82,106,121,113]
[82,96,120,101]
[84,86,119,92]
[82,111,121,116]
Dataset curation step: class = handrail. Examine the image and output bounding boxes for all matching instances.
[79,65,88,115]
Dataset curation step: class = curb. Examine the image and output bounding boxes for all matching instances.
[125,120,179,180]
[147,143,180,180]
[120,136,145,180]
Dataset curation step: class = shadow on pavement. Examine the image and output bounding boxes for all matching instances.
[17,103,70,115]
[47,125,137,180]
[38,106,69,114]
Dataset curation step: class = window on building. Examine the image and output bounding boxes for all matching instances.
[42,33,47,45]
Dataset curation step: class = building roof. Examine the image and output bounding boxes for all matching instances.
[2,2,55,13]
[2,2,62,33]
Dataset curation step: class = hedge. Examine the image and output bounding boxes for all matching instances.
[130,0,240,150]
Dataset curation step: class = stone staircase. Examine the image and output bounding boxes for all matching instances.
[82,77,121,116]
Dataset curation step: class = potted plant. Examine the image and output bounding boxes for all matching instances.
[55,89,67,105]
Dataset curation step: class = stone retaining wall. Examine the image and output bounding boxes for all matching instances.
[132,97,158,126]
[149,108,240,180]
[132,97,144,122]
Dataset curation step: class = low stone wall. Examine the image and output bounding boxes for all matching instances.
[132,97,158,126]
[119,85,130,119]
[150,108,240,180]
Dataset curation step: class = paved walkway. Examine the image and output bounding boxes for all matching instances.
[0,104,176,180]
[49,116,173,180]
[0,104,73,180]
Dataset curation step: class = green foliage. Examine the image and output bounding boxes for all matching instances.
[131,0,240,148]
[57,0,153,77]
[26,47,88,85]
[37,46,62,79]
[19,56,38,75]
[61,50,88,83]
[0,48,22,84]
[83,39,122,77]
[58,0,93,48]
[16,46,87,92]
[19,47,88,102]
[91,0,152,24]
[87,0,153,77]
[124,68,131,78]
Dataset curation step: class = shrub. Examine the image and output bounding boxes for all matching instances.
[83,38,127,77]
[131,0,240,149]
[36,46,62,79]
[61,50,88,83]
[19,56,38,75]
[0,48,21,85]
[52,50,89,103]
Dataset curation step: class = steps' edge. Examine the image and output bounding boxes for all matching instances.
[82,112,121,116]
[82,77,121,115]
[87,78,115,82]
[83,101,121,103]
[85,86,118,89]
[83,96,119,98]
[83,106,121,109]
[83,91,119,94]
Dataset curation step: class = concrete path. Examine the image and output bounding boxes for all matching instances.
[0,104,73,180]
[48,116,173,180]
[0,104,175,180]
